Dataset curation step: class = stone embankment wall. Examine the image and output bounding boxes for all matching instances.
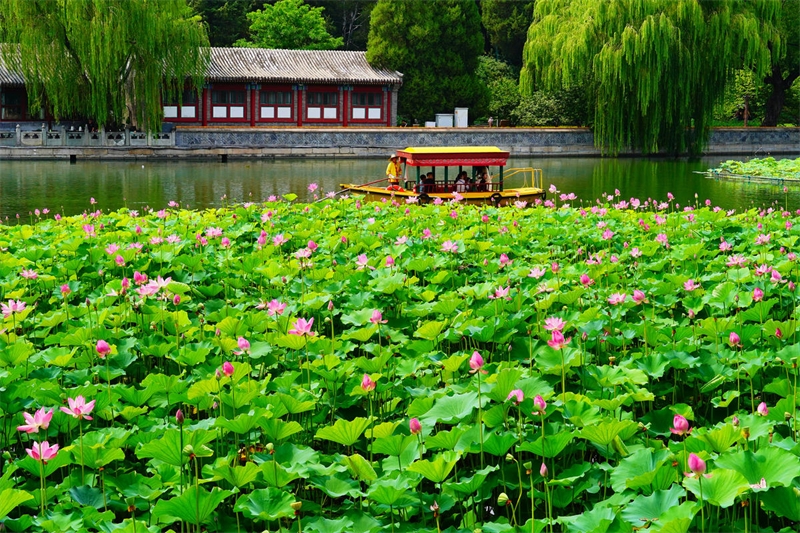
[0,127,797,159]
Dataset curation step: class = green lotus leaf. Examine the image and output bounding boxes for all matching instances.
[408,451,459,483]
[414,320,447,340]
[261,461,301,487]
[315,417,372,447]
[279,393,317,415]
[215,409,267,434]
[621,485,685,525]
[372,434,415,457]
[69,485,104,508]
[260,418,303,442]
[367,475,416,506]
[519,431,574,459]
[136,429,216,467]
[682,468,749,508]
[213,462,260,488]
[558,504,616,533]
[303,516,355,533]
[694,424,741,454]
[579,419,638,447]
[483,430,517,456]
[309,475,363,499]
[487,367,523,403]
[714,447,800,487]
[0,488,33,520]
[234,487,295,522]
[760,486,800,521]
[610,447,672,494]
[420,392,479,425]
[443,465,498,494]
[153,486,231,525]
[425,428,464,451]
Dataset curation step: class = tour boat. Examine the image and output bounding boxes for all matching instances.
[340,146,546,206]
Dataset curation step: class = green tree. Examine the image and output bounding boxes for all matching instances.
[481,0,535,66]
[761,0,799,126]
[307,0,375,50]
[476,56,520,122]
[191,0,259,47]
[0,0,209,130]
[521,0,781,154]
[234,0,343,50]
[367,0,488,122]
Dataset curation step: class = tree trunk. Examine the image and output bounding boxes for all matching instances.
[762,64,799,127]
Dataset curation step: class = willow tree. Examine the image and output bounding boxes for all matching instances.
[521,0,782,154]
[0,0,209,130]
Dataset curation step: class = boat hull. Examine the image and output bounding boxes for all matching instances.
[339,185,545,206]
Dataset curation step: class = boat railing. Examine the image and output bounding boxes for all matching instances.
[504,167,545,190]
[410,181,502,193]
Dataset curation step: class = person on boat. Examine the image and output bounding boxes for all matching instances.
[386,155,403,191]
[420,172,436,193]
[455,172,468,192]
[476,172,488,192]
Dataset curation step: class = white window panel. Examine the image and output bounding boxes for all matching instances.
[352,108,366,119]
[163,106,178,118]
[212,106,227,118]
[230,106,244,118]
[181,106,196,118]
[323,107,337,119]
[307,107,321,119]
[368,108,381,119]
[261,107,275,119]
[277,107,292,118]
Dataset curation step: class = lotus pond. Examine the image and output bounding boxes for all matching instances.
[2,190,800,533]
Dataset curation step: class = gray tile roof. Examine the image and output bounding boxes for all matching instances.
[0,47,403,87]
[207,48,402,85]
[0,52,24,85]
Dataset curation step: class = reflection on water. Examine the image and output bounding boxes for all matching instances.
[0,155,798,219]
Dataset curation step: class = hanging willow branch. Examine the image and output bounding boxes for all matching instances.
[0,0,209,131]
[521,0,782,155]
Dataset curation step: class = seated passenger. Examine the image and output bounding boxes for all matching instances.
[420,172,436,193]
[454,173,468,193]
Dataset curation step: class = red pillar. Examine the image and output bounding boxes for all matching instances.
[342,87,349,127]
[202,87,208,126]
[296,85,303,127]
[386,88,392,127]
[250,85,256,127]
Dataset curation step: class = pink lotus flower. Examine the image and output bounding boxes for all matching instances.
[632,290,646,304]
[272,234,287,246]
[60,396,95,421]
[361,373,376,392]
[222,361,234,378]
[684,279,700,291]
[754,264,770,276]
[441,240,458,253]
[422,228,432,239]
[267,299,287,316]
[355,254,371,270]
[776,327,783,339]
[670,414,690,436]
[288,317,316,337]
[17,407,54,433]
[580,274,594,286]
[533,395,547,414]
[608,293,627,305]
[547,330,571,350]
[602,229,614,240]
[257,231,267,246]
[756,402,768,416]
[27,440,59,462]
[409,418,422,435]
[1,299,26,318]
[687,453,707,477]
[133,271,148,285]
[308,183,318,192]
[385,256,395,267]
[499,253,511,267]
[719,240,732,251]
[236,337,250,353]
[727,255,747,267]
[540,462,548,478]
[755,233,771,245]
[308,240,318,252]
[60,284,71,297]
[20,269,37,280]
[770,270,784,283]
[96,340,111,358]
[528,267,546,279]
[489,286,510,300]
[753,287,764,302]
[370,310,388,325]
[551,262,560,274]
[507,389,523,405]
[544,317,566,332]
[469,351,487,374]
[729,332,741,347]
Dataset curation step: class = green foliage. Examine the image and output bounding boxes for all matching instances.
[234,0,343,50]
[191,0,259,46]
[521,0,781,154]
[710,157,800,179]
[476,56,520,122]
[0,0,209,130]
[481,0,535,66]
[367,0,488,122]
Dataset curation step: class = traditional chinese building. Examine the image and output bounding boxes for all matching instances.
[0,48,403,128]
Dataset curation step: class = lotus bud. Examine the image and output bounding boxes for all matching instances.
[173,294,181,305]
[266,442,274,454]
[182,444,195,456]
[785,412,792,421]
[497,492,510,506]
[222,361,234,378]
[175,409,184,425]
[540,462,548,478]
[96,339,111,358]
[757,402,769,416]
[328,300,334,312]
[533,395,546,415]
[742,427,750,439]
[409,418,422,435]
[688,453,706,476]
[290,501,302,511]
[505,453,515,462]
[732,416,739,427]
[215,369,222,381]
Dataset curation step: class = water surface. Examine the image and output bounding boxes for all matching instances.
[1,155,798,219]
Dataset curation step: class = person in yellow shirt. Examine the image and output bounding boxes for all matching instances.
[385,155,403,190]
